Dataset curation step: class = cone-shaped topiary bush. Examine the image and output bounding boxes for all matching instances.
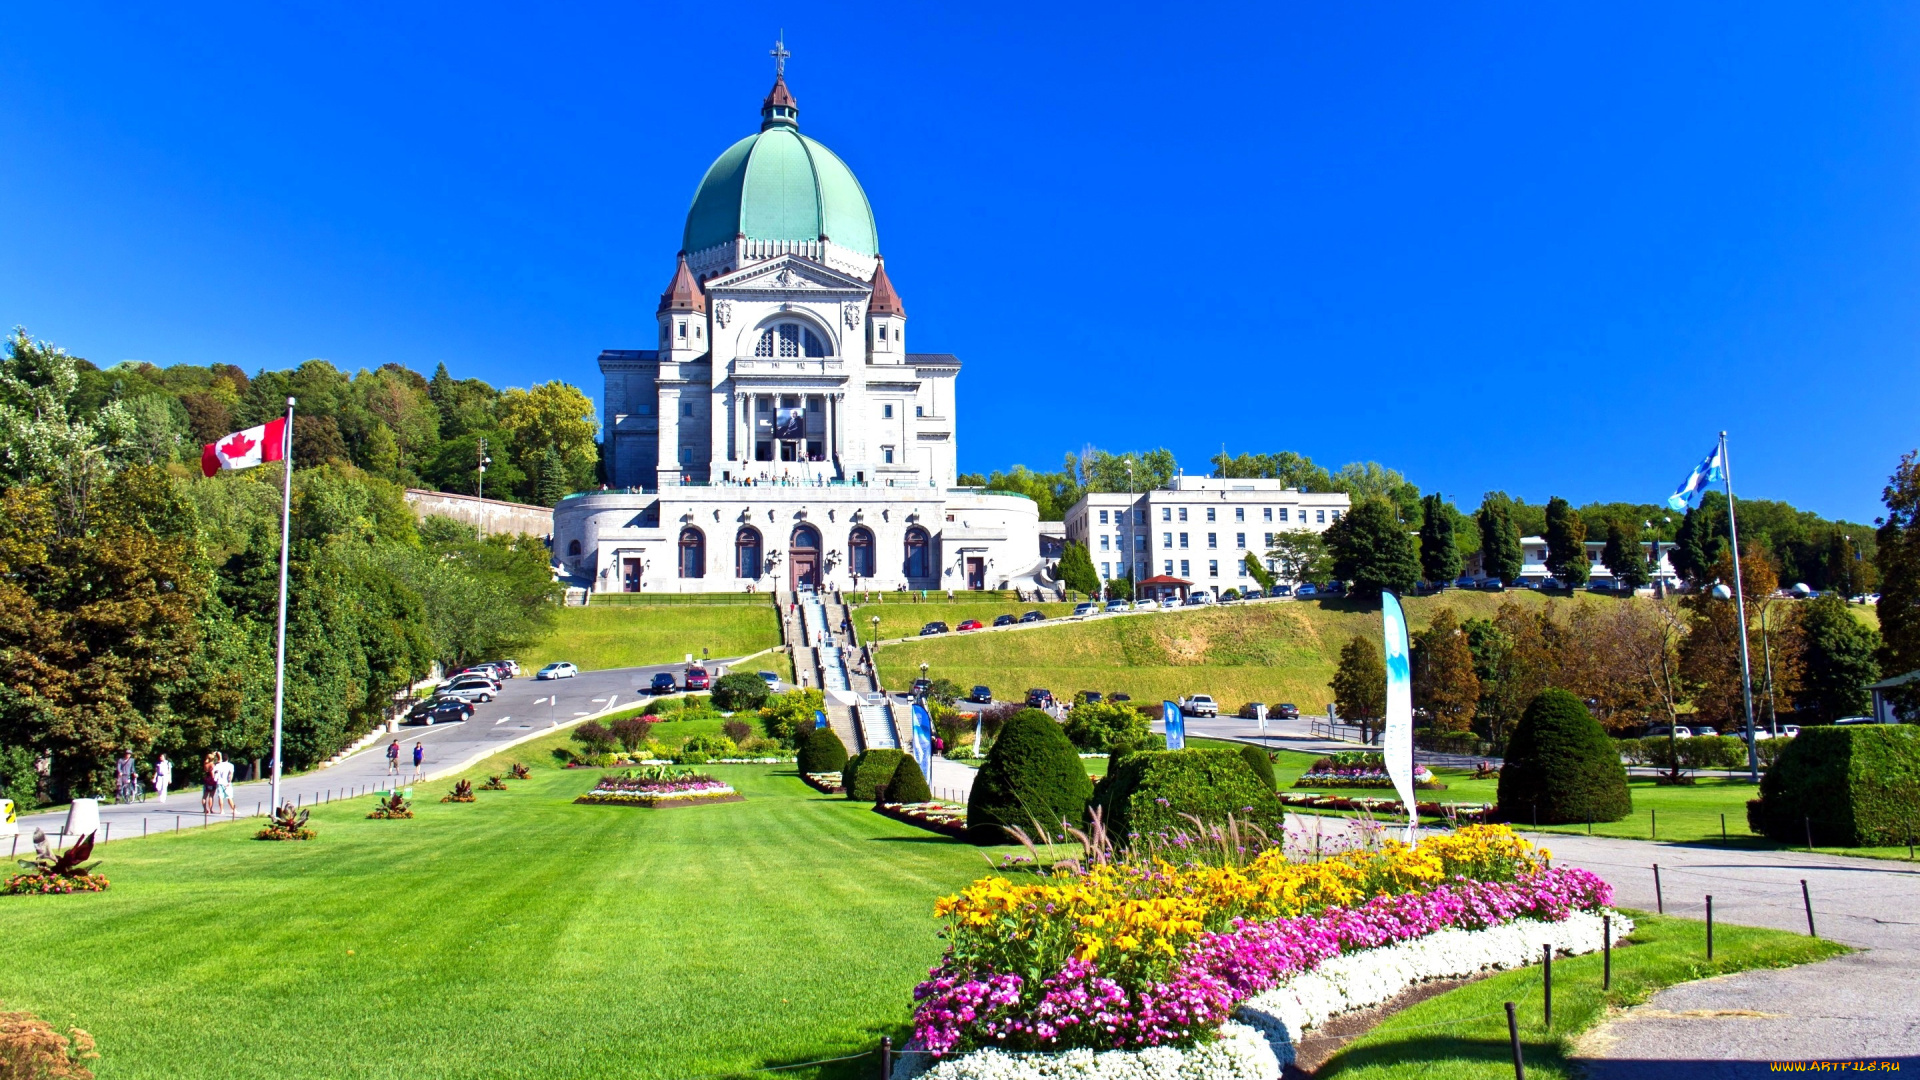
[842,748,905,802]
[1239,743,1277,791]
[966,708,1093,844]
[1092,748,1281,843]
[1496,688,1632,825]
[882,754,932,804]
[797,726,848,774]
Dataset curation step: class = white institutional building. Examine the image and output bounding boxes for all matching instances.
[1063,477,1350,595]
[555,65,1043,595]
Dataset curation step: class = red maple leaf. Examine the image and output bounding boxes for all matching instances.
[220,431,256,459]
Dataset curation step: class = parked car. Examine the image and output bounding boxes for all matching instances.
[1024,688,1056,708]
[920,621,950,636]
[1454,576,1478,590]
[1541,577,1565,590]
[535,662,578,680]
[1179,694,1219,718]
[440,676,499,696]
[437,683,496,704]
[1587,580,1617,594]
[1321,582,1346,596]
[1019,610,1046,623]
[683,666,711,691]
[1269,584,1293,597]
[1238,701,1268,719]
[1219,590,1241,603]
[1778,724,1801,738]
[1482,578,1505,591]
[1834,715,1883,725]
[967,685,993,704]
[493,660,521,678]
[1295,584,1319,598]
[992,613,1018,627]
[957,619,984,631]
[1105,600,1131,612]
[413,699,473,725]
[1074,690,1104,705]
[1158,598,1180,610]
[1110,692,1132,703]
[909,678,932,698]
[1186,591,1215,605]
[456,663,508,682]
[1274,703,1300,719]
[1073,602,1100,617]
[650,671,678,694]
[757,670,782,691]
[1644,724,1693,739]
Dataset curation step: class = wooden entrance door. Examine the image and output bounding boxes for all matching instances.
[622,558,643,592]
[966,557,985,590]
[791,554,819,592]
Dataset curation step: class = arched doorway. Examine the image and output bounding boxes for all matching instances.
[848,526,875,580]
[735,527,763,579]
[903,526,931,580]
[678,527,706,579]
[790,523,822,592]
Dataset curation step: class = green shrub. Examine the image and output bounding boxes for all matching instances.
[1614,737,1647,766]
[1092,748,1282,843]
[1679,734,1748,772]
[760,688,825,745]
[1758,735,1793,769]
[1748,725,1920,846]
[882,754,933,804]
[797,727,848,774]
[842,749,906,802]
[1063,700,1149,753]
[1238,744,1276,791]
[712,671,771,712]
[1495,688,1632,825]
[966,709,1093,844]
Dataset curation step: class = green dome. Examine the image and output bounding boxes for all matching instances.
[681,95,878,257]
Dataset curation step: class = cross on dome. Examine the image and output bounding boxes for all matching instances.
[770,34,789,77]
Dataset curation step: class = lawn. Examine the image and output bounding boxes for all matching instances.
[0,733,1012,1080]
[522,602,782,672]
[1320,912,1847,1080]
[877,592,1616,712]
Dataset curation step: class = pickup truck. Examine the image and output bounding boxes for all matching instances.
[1178,694,1218,718]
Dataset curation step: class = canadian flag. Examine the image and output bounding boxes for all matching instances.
[200,418,289,477]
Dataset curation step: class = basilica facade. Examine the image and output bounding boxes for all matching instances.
[553,69,1043,595]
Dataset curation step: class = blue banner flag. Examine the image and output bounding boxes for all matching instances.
[813,709,827,729]
[1162,700,1186,750]
[911,702,935,780]
[1381,591,1417,845]
[1668,442,1726,512]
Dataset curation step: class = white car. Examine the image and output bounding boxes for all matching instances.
[535,662,578,680]
[1179,694,1219,718]
[1073,602,1100,617]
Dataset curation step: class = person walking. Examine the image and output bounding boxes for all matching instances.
[200,753,217,814]
[211,753,236,815]
[386,739,400,777]
[411,742,424,782]
[152,753,172,804]
[114,749,138,804]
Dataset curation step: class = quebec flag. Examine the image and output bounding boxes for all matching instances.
[1667,443,1725,512]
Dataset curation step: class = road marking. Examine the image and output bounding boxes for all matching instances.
[573,711,588,716]
[605,694,617,710]
[592,697,607,703]
[494,716,512,725]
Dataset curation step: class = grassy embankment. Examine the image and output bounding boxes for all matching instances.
[851,600,1080,643]
[0,729,1016,1080]
[1321,913,1847,1080]
[520,602,783,672]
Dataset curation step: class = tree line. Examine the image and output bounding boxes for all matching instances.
[0,329,562,807]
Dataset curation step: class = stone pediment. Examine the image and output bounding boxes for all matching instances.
[706,254,871,297]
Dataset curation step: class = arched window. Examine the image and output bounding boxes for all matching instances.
[567,539,582,557]
[753,322,828,358]
[848,526,875,578]
[791,523,821,552]
[903,526,931,579]
[679,527,706,579]
[735,527,762,579]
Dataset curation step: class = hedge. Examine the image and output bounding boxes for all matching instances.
[1748,725,1920,846]
[1091,748,1282,844]
[1238,744,1277,791]
[797,727,848,774]
[711,671,771,712]
[842,749,906,803]
[882,754,933,804]
[966,709,1092,844]
[1496,688,1631,825]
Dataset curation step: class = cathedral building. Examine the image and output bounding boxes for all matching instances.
[554,63,1043,595]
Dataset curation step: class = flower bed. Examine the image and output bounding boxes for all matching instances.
[574,767,742,808]
[803,771,845,794]
[2,871,109,895]
[877,801,969,839]
[894,825,1618,1079]
[1293,753,1442,790]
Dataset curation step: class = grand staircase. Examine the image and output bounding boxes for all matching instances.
[778,591,892,753]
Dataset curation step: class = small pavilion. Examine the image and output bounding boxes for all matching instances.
[1135,575,1192,603]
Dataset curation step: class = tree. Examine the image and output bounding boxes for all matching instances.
[1241,552,1276,595]
[1824,531,1876,598]
[1413,608,1480,733]
[1479,600,1562,749]
[535,445,570,506]
[1495,688,1632,825]
[0,329,135,512]
[497,381,599,501]
[1601,520,1651,591]
[1679,545,1779,733]
[1056,540,1100,596]
[1210,451,1335,492]
[1266,529,1330,586]
[1476,495,1524,583]
[1330,636,1386,724]
[1079,448,1177,493]
[1324,497,1419,600]
[711,671,772,712]
[1543,497,1590,586]
[1418,493,1462,585]
[1879,451,1920,717]
[1669,504,1721,588]
[1331,461,1421,524]
[1795,593,1881,722]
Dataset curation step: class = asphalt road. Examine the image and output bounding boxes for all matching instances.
[16,658,755,845]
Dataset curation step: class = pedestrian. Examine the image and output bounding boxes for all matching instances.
[114,749,138,804]
[412,742,424,781]
[386,739,400,777]
[200,753,217,813]
[212,753,236,815]
[152,753,172,804]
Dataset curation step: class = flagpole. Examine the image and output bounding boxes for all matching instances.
[269,398,295,810]
[1719,431,1760,783]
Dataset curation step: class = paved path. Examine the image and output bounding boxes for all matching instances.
[17,659,732,847]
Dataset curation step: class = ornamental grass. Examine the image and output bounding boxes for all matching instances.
[910,822,1611,1057]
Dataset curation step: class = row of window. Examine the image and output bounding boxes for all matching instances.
[1094,506,1336,525]
[1096,560,1247,580]
[878,404,925,419]
[649,523,934,580]
[1094,531,1292,553]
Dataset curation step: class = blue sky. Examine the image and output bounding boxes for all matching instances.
[3,3,1916,522]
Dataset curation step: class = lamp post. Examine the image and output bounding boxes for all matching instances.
[1127,457,1137,601]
